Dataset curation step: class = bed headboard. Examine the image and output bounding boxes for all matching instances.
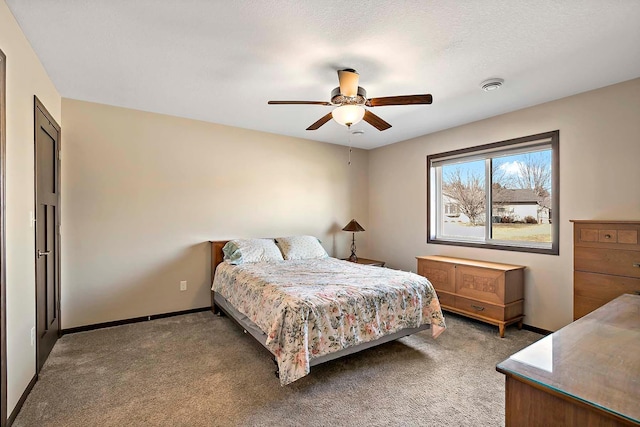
[210,240,230,284]
[210,240,230,311]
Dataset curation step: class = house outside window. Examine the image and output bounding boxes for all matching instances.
[444,202,460,217]
[427,131,559,255]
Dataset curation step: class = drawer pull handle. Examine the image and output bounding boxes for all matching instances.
[471,304,485,311]
[604,234,612,239]
[633,263,640,268]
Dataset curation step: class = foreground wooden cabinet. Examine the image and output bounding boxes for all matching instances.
[571,220,640,320]
[497,295,640,426]
[416,255,525,337]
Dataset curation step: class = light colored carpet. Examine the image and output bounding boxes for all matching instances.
[13,311,542,426]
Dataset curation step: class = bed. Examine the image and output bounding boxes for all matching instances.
[210,238,446,385]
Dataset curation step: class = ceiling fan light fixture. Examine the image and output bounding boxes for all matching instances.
[332,105,365,127]
[268,69,433,132]
[481,78,504,92]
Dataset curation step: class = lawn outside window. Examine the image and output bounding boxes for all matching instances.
[427,131,559,255]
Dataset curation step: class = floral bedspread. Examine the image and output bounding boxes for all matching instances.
[212,258,446,385]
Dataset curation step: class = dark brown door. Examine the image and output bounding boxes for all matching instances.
[1,49,7,427]
[34,97,61,372]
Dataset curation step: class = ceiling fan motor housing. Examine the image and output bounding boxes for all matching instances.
[331,86,367,106]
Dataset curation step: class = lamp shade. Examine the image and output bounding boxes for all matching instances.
[332,105,365,127]
[342,219,365,232]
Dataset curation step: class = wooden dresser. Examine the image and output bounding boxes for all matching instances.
[497,294,640,426]
[416,256,525,337]
[571,220,640,320]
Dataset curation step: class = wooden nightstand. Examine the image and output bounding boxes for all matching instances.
[343,257,385,267]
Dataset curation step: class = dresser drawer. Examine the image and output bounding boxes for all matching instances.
[574,271,640,319]
[575,222,640,251]
[574,247,640,278]
[418,259,455,293]
[454,296,504,320]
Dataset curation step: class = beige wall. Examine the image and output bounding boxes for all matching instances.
[368,78,640,332]
[61,99,369,328]
[1,1,62,415]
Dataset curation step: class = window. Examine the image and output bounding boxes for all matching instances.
[427,131,559,255]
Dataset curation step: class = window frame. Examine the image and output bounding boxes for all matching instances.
[427,130,559,255]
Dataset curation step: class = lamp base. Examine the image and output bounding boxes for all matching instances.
[347,232,359,262]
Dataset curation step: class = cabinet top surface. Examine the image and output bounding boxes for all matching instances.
[497,294,640,423]
[416,255,525,271]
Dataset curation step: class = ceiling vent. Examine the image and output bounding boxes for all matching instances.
[480,78,504,92]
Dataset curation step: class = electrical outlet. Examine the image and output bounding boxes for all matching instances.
[180,280,187,291]
[30,327,35,346]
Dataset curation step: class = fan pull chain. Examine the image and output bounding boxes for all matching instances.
[347,126,352,165]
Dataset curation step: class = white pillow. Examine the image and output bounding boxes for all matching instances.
[275,235,328,260]
[222,238,284,265]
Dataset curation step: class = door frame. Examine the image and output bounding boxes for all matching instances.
[1,48,7,427]
[33,96,61,373]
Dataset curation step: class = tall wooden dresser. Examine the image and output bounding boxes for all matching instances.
[571,220,640,320]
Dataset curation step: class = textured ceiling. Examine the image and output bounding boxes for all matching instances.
[7,1,640,149]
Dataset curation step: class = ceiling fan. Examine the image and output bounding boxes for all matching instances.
[268,68,433,131]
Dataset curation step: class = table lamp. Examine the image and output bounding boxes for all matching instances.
[342,219,365,262]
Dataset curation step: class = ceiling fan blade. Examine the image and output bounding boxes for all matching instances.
[363,110,392,131]
[338,69,359,97]
[306,112,333,130]
[268,101,332,106]
[366,94,433,107]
